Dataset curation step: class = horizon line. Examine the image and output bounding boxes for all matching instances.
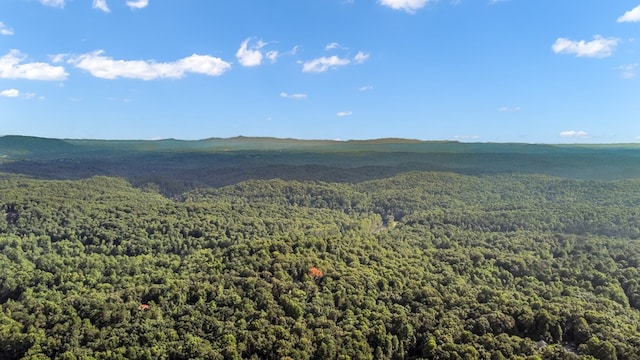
[1,134,640,146]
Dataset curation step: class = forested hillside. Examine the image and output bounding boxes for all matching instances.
[3,136,640,196]
[2,171,640,359]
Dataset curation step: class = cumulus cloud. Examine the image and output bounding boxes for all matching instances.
[126,0,148,9]
[379,0,429,13]
[39,0,65,7]
[68,50,231,80]
[236,41,292,65]
[93,0,110,12]
[552,35,618,58]
[354,51,370,64]
[337,111,353,117]
[560,130,589,138]
[0,22,14,36]
[236,38,268,67]
[618,63,639,78]
[302,56,350,73]
[280,92,307,100]
[499,106,521,112]
[359,85,373,91]
[0,50,68,81]
[618,4,640,23]
[1,89,20,97]
[1,88,36,99]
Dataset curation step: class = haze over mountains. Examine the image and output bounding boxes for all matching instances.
[3,135,640,157]
[2,135,640,196]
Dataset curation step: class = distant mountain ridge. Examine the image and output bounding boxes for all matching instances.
[3,135,640,195]
[3,135,640,160]
[1,135,435,158]
[0,135,78,157]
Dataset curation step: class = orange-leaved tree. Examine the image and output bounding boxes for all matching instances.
[309,267,323,279]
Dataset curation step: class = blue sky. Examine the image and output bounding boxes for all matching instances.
[0,0,639,142]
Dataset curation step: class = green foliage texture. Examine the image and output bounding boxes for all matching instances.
[2,171,640,359]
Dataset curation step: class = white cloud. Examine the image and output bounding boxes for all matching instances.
[280,92,307,100]
[0,50,68,81]
[552,35,618,58]
[618,63,639,78]
[266,50,278,63]
[68,50,231,80]
[268,45,299,62]
[302,56,350,73]
[39,0,65,7]
[337,111,353,117]
[288,45,300,56]
[325,42,347,51]
[359,85,373,91]
[93,0,110,12]
[0,22,14,36]
[236,38,267,67]
[354,51,370,64]
[325,42,338,50]
[618,4,640,23]
[1,89,20,97]
[499,106,521,112]
[126,0,148,9]
[379,0,429,13]
[50,53,67,63]
[0,88,36,99]
[560,130,589,138]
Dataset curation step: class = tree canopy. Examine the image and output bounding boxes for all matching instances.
[2,172,640,359]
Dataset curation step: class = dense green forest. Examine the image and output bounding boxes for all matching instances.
[3,135,640,197]
[2,136,640,359]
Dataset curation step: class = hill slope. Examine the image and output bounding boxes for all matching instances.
[2,136,640,196]
[2,173,640,358]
